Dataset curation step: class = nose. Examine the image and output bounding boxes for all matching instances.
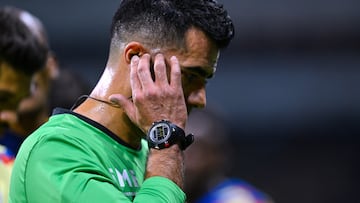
[187,87,206,109]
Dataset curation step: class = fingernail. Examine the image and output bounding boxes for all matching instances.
[131,55,139,63]
[170,56,177,61]
[109,96,118,103]
[109,98,117,104]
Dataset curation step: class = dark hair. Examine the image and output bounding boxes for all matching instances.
[0,6,48,75]
[110,0,234,49]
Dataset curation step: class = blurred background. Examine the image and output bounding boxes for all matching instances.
[1,0,359,202]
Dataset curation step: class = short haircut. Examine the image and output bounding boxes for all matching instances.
[110,0,234,50]
[0,6,48,75]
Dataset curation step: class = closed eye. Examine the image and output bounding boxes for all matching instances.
[181,69,208,85]
[183,66,213,79]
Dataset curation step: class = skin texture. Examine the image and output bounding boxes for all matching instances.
[74,27,219,188]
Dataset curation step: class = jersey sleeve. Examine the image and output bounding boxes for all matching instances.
[22,133,185,203]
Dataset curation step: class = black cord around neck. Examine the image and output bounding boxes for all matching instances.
[70,95,122,111]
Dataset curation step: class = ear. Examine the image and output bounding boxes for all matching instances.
[124,42,147,64]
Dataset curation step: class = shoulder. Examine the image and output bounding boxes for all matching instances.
[14,113,96,168]
[12,115,105,183]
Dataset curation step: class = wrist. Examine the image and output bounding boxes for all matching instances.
[146,120,194,150]
[145,145,184,188]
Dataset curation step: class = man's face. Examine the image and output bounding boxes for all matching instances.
[161,27,220,113]
[0,62,31,132]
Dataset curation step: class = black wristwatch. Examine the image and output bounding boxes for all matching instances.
[147,120,194,150]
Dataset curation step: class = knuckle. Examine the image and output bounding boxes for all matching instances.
[146,89,157,98]
[133,92,144,101]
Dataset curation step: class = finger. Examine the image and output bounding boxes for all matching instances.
[137,54,154,89]
[130,55,141,92]
[108,94,136,121]
[169,56,182,88]
[153,53,168,85]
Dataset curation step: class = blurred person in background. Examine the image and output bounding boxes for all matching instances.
[184,109,274,203]
[0,6,91,156]
[2,53,57,148]
[8,57,92,141]
[0,5,51,155]
[0,5,49,203]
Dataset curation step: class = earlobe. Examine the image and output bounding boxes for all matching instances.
[124,42,147,64]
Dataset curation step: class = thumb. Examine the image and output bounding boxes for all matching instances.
[108,94,135,119]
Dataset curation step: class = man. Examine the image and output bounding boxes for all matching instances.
[0,6,49,203]
[10,0,234,202]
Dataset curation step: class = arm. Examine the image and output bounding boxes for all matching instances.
[109,54,187,189]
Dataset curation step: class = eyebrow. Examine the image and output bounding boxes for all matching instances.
[181,66,214,79]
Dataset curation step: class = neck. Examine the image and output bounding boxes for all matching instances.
[73,97,143,149]
[73,66,142,149]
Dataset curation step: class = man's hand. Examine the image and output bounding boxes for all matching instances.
[109,53,187,133]
[109,53,187,189]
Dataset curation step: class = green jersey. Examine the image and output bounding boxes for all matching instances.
[10,108,185,203]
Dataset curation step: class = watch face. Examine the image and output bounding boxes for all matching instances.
[148,122,171,144]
